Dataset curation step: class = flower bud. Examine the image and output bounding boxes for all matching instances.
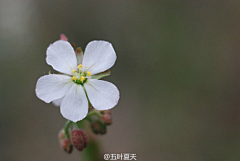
[58,129,65,140]
[106,110,112,115]
[60,139,73,154]
[71,129,89,151]
[58,129,73,154]
[91,120,107,135]
[101,113,112,125]
[60,34,68,41]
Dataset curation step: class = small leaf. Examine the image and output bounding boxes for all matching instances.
[91,70,111,80]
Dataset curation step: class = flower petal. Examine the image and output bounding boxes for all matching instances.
[52,97,63,106]
[46,40,77,75]
[84,79,119,110]
[60,84,88,122]
[35,74,73,103]
[82,41,116,75]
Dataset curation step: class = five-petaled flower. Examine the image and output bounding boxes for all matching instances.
[35,40,120,122]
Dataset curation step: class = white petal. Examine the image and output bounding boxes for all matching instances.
[60,84,88,122]
[82,41,116,75]
[52,98,63,106]
[84,79,119,110]
[46,40,77,75]
[36,74,73,103]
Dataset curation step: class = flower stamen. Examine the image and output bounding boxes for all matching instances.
[72,76,77,81]
[72,69,76,74]
[87,71,91,77]
[80,76,85,82]
[78,64,83,69]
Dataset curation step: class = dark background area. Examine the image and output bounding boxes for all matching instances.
[1,1,240,161]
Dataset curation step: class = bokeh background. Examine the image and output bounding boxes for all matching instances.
[1,1,240,161]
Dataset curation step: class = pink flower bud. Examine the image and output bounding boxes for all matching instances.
[101,113,112,125]
[106,110,112,115]
[60,34,68,41]
[60,139,73,154]
[58,129,65,140]
[58,129,73,154]
[71,129,89,151]
[91,120,107,135]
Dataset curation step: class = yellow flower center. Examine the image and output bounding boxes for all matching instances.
[71,64,91,85]
[80,76,85,82]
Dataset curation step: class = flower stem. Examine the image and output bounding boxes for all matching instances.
[75,120,103,161]
[82,138,102,161]
[64,120,72,139]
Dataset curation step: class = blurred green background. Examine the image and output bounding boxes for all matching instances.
[1,1,240,161]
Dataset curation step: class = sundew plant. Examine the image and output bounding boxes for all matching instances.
[35,34,120,159]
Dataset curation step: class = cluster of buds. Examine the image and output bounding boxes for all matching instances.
[90,110,113,135]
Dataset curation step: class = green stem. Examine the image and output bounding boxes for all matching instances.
[75,120,103,161]
[82,137,102,161]
[64,120,72,139]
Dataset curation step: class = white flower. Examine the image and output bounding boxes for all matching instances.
[35,40,120,122]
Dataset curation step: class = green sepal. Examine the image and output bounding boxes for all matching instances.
[91,70,111,80]
[76,47,83,65]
